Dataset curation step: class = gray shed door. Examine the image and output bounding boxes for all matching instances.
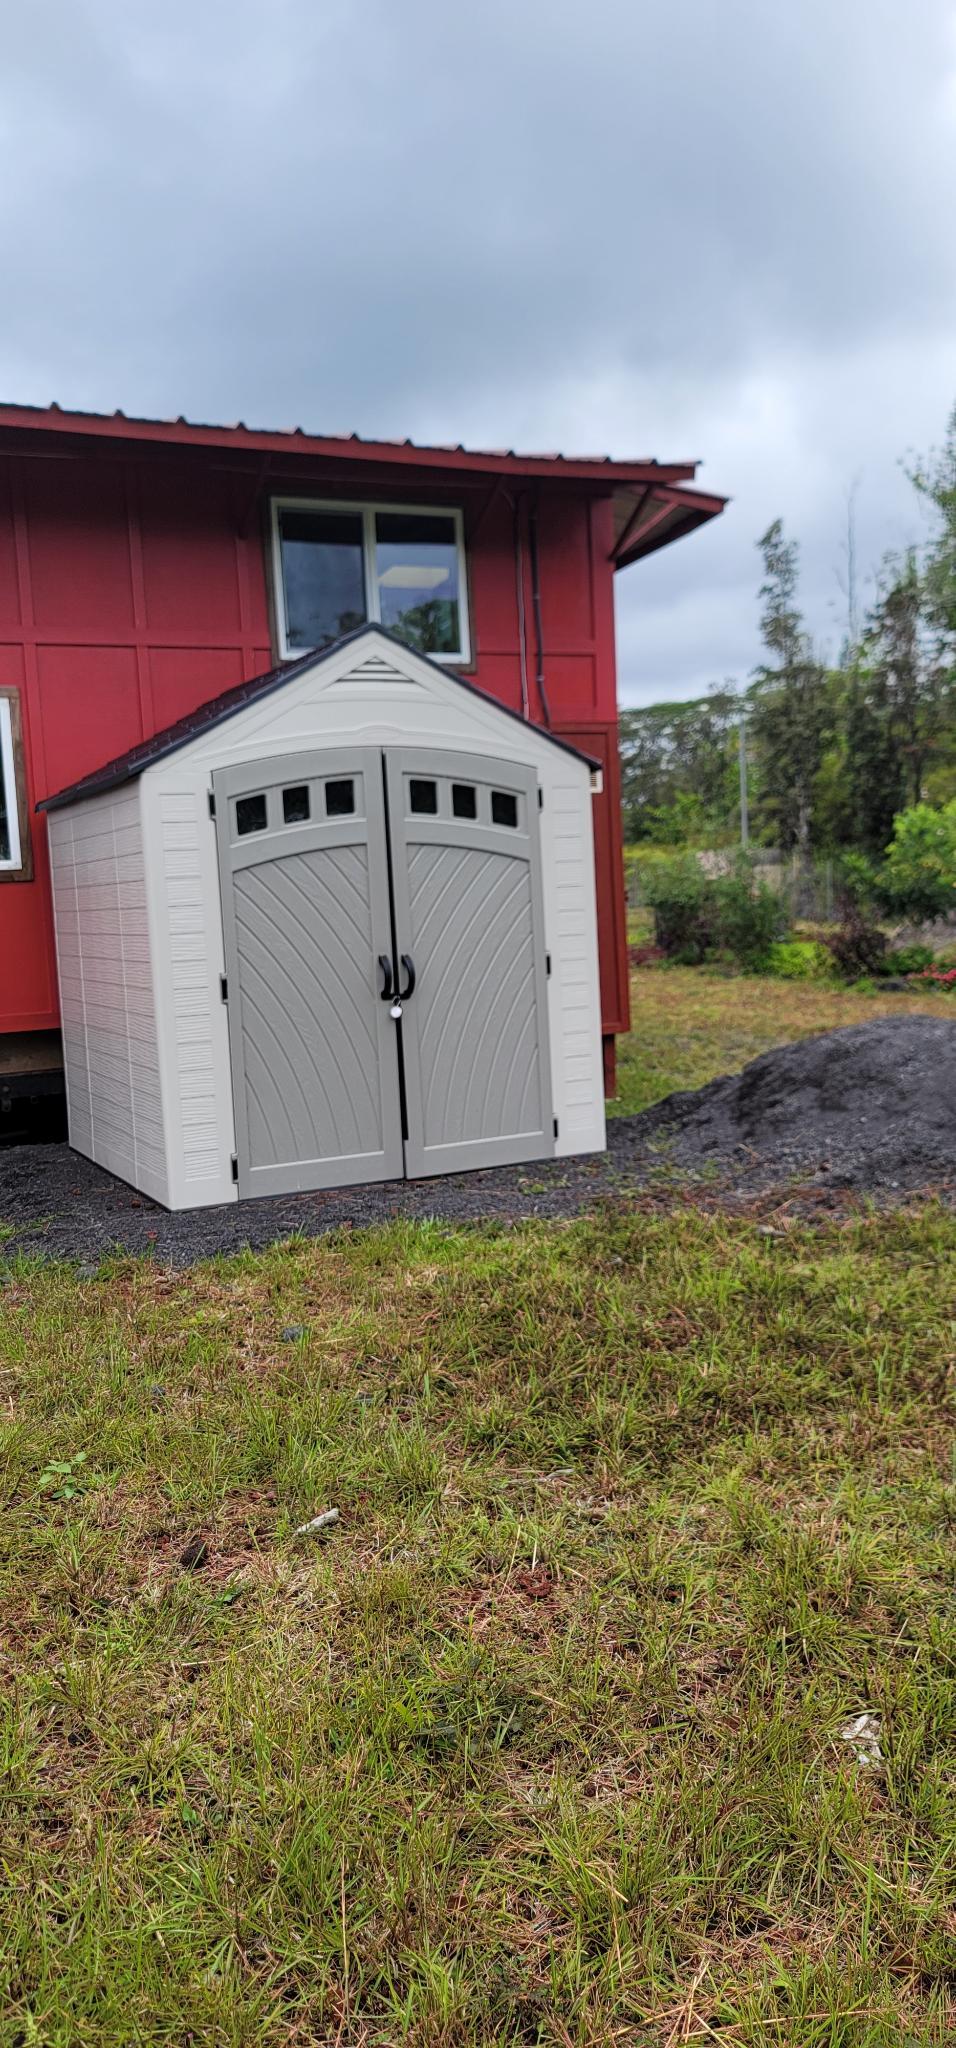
[214,751,403,1197]
[214,746,554,1197]
[385,749,554,1177]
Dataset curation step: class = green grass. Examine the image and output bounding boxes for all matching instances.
[1,1207,955,2043]
[612,964,956,1117]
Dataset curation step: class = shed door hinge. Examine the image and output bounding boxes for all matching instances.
[545,952,551,977]
[208,789,216,818]
[553,1116,559,1139]
[220,974,228,1003]
[230,1154,238,1184]
[538,786,543,809]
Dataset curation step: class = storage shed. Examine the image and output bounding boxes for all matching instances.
[40,626,605,1210]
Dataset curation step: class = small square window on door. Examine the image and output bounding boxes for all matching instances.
[491,789,519,828]
[452,783,477,819]
[282,785,311,824]
[235,792,268,836]
[409,777,438,815]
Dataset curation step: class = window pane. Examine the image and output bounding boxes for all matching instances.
[409,778,438,815]
[452,783,476,819]
[375,513,461,655]
[325,778,355,817]
[236,793,267,836]
[279,509,366,652]
[282,785,310,824]
[491,790,518,828]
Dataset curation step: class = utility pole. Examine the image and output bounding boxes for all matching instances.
[738,713,749,849]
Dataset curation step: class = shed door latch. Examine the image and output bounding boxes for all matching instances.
[220,974,228,1003]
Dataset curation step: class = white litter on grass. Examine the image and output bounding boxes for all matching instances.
[840,1712,882,1765]
[294,1508,340,1537]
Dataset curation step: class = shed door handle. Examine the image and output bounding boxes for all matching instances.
[378,953,395,1001]
[398,954,416,1001]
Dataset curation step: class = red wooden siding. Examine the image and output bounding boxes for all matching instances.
[0,444,627,1043]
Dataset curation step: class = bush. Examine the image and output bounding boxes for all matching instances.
[914,964,956,990]
[878,800,956,922]
[639,854,711,962]
[710,868,785,969]
[884,943,936,975]
[824,910,888,980]
[641,855,787,970]
[765,938,833,981]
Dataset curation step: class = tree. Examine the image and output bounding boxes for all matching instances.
[618,687,740,843]
[840,655,908,854]
[863,551,949,809]
[748,521,832,854]
[908,404,956,658]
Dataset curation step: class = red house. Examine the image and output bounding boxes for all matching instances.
[0,402,724,1119]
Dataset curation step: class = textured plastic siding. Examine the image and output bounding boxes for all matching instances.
[47,786,168,1202]
[142,637,605,1204]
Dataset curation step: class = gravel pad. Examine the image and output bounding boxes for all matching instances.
[1,1015,954,1266]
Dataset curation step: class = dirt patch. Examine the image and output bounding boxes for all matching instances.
[0,1017,954,1263]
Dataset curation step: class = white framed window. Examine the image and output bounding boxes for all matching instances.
[0,692,26,877]
[270,498,471,666]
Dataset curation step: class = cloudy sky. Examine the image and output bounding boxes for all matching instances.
[2,0,955,705]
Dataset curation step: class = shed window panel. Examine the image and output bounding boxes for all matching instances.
[452,782,477,819]
[235,793,268,837]
[272,500,469,663]
[282,785,310,824]
[491,790,519,829]
[409,778,438,816]
[0,696,23,872]
[324,778,355,817]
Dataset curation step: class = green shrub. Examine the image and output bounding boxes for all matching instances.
[641,855,787,970]
[639,854,711,962]
[884,943,936,974]
[710,868,786,969]
[878,799,956,922]
[765,938,833,981]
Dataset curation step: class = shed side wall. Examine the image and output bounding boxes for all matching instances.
[47,786,169,1202]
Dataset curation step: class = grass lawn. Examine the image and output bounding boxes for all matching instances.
[612,966,956,1118]
[2,1207,954,2044]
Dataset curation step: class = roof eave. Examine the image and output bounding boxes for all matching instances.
[0,401,703,490]
[612,482,728,569]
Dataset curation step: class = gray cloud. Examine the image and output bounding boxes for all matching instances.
[1,0,954,703]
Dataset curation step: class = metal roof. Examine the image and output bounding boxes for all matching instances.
[0,401,727,565]
[0,397,700,482]
[37,625,601,813]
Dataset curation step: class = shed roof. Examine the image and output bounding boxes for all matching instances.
[0,400,726,565]
[37,626,600,814]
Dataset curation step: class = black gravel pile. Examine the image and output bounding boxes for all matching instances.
[620,1013,956,1197]
[0,1016,953,1266]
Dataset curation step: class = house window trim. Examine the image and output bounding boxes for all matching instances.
[269,496,472,667]
[0,689,32,883]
